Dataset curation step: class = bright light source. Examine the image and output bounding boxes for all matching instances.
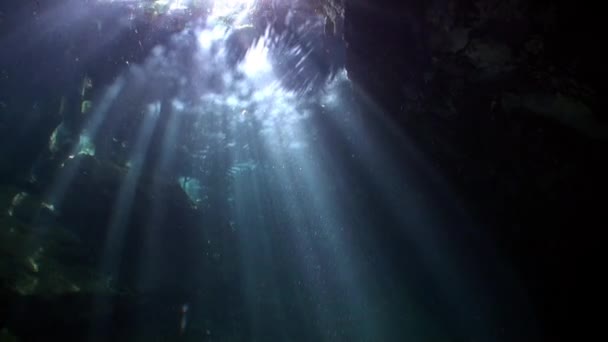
[153,0,189,12]
[99,0,208,12]
[212,0,255,18]
[239,36,273,81]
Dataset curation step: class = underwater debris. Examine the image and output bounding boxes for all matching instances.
[178,176,204,204]
[7,192,28,217]
[5,191,57,223]
[14,273,38,295]
[227,160,258,177]
[179,303,190,335]
[26,257,39,273]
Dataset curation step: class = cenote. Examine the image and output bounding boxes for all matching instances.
[1,0,603,341]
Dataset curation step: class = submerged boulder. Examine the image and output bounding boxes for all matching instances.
[22,154,232,295]
[0,190,111,298]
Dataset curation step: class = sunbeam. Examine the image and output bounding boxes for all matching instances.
[0,1,540,341]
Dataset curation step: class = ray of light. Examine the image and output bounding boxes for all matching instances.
[99,100,159,276]
[43,79,126,210]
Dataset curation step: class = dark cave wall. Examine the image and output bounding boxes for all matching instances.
[342,0,606,338]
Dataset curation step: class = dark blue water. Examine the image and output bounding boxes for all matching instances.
[0,1,537,341]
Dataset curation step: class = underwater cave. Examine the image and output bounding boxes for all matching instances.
[0,0,605,341]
